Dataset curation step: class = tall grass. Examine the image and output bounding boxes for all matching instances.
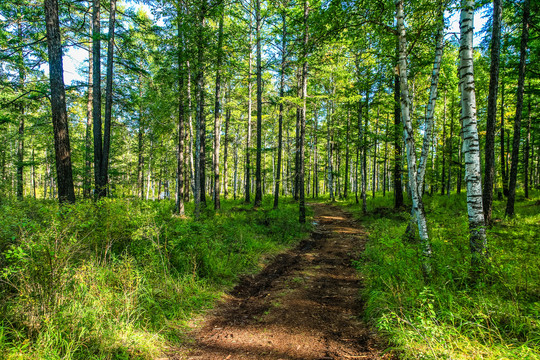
[0,196,310,359]
[342,190,540,359]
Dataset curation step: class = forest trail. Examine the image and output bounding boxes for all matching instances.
[170,203,392,360]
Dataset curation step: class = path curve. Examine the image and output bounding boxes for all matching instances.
[171,203,392,360]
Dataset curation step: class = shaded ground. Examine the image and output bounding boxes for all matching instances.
[170,203,393,360]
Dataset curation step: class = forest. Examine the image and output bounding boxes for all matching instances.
[0,0,539,358]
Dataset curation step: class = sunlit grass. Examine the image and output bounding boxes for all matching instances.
[0,196,311,359]
[342,189,540,359]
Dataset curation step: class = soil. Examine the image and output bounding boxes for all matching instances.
[169,203,393,360]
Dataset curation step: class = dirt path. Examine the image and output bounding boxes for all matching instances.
[171,203,391,360]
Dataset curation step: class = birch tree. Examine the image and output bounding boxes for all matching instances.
[395,0,432,278]
[459,0,487,274]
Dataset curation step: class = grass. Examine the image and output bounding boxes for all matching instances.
[340,189,540,359]
[0,195,311,359]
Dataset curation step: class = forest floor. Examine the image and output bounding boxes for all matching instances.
[169,203,393,360]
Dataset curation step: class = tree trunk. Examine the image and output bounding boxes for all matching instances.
[214,9,224,210]
[500,82,508,197]
[299,0,308,223]
[506,0,530,217]
[45,0,76,203]
[327,101,334,202]
[441,93,447,195]
[383,114,389,197]
[362,92,368,214]
[417,12,444,192]
[176,8,185,215]
[459,0,488,274]
[100,0,116,197]
[393,70,404,208]
[223,94,230,199]
[372,106,379,198]
[92,0,102,199]
[396,0,432,278]
[84,38,93,199]
[137,82,144,199]
[194,1,207,218]
[245,25,253,204]
[344,108,350,198]
[447,93,455,195]
[524,83,531,199]
[274,12,287,209]
[254,0,263,207]
[482,0,502,225]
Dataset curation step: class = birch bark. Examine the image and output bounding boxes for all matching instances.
[395,0,432,277]
[459,0,488,273]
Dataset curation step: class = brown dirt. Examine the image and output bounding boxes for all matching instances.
[170,203,393,360]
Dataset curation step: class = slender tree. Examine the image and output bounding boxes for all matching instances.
[396,0,432,278]
[254,0,263,207]
[482,0,502,225]
[299,0,309,223]
[213,8,224,210]
[459,0,488,275]
[274,10,287,209]
[44,0,76,203]
[506,0,530,216]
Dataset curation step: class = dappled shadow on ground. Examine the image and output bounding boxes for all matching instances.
[170,203,395,360]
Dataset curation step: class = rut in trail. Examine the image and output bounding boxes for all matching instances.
[171,203,393,360]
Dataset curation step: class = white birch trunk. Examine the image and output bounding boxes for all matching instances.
[417,14,444,191]
[459,0,487,272]
[396,0,432,277]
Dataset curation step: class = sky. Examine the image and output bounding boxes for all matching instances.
[60,4,490,86]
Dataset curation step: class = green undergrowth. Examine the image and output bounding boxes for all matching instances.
[342,190,540,359]
[0,196,311,359]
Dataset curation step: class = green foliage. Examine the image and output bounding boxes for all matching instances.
[0,197,310,359]
[344,191,540,359]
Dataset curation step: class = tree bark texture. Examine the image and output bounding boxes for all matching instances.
[482,0,502,225]
[459,0,488,273]
[506,0,530,217]
[396,0,432,278]
[45,0,76,203]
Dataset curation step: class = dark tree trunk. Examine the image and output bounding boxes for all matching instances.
[393,72,404,208]
[441,92,447,195]
[45,0,75,203]
[383,114,389,197]
[447,93,455,195]
[483,0,502,225]
[245,25,253,204]
[254,0,263,207]
[137,81,144,199]
[500,82,508,197]
[372,106,379,198]
[506,0,530,217]
[214,9,224,210]
[313,109,319,198]
[84,40,93,199]
[299,0,308,223]
[344,108,350,198]
[100,0,116,197]
[274,12,287,209]
[194,1,207,218]
[223,96,230,199]
[16,22,25,200]
[176,9,185,215]
[92,0,102,199]
[294,67,301,201]
[524,83,531,199]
